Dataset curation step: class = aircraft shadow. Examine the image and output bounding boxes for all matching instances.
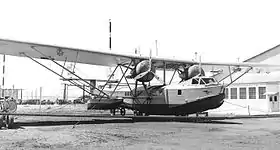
[10,117,242,128]
[131,117,242,124]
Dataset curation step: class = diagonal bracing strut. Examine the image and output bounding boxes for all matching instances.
[21,50,109,98]
[30,46,110,98]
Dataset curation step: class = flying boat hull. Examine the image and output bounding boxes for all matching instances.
[123,93,225,115]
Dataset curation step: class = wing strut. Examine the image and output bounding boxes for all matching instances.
[218,66,241,83]
[20,52,107,98]
[60,57,67,76]
[225,67,253,87]
[72,50,80,73]
[109,61,132,98]
[119,66,134,95]
[169,69,177,85]
[97,64,120,99]
[30,46,110,98]
[228,66,233,83]
[119,65,141,104]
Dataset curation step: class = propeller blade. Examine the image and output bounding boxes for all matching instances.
[150,71,164,84]
[149,49,152,70]
[134,70,149,80]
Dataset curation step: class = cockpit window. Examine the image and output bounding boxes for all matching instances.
[192,78,199,84]
[201,78,216,84]
[192,77,216,85]
[199,79,205,85]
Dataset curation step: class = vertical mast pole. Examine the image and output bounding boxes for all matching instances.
[155,40,158,56]
[109,19,112,50]
[2,55,5,98]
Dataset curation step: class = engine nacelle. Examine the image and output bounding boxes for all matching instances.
[127,60,155,82]
[179,65,205,81]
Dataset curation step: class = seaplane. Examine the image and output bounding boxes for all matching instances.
[0,38,279,117]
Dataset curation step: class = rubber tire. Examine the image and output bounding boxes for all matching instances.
[110,109,116,116]
[120,108,126,116]
[7,117,14,129]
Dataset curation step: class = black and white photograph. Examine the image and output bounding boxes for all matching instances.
[0,0,280,149]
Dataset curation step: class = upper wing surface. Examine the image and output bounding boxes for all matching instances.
[0,38,279,72]
[244,44,280,63]
[0,38,139,67]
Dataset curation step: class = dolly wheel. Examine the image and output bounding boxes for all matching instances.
[120,108,126,116]
[7,117,14,129]
[110,109,116,116]
[133,111,140,116]
[0,116,4,128]
[133,111,137,116]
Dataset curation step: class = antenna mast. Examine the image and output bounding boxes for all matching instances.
[109,19,112,50]
[155,40,158,56]
[2,55,5,97]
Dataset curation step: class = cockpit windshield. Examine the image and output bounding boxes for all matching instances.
[192,78,199,84]
[192,77,216,85]
[201,78,216,84]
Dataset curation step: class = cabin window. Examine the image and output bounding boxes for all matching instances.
[225,88,229,99]
[178,90,182,96]
[192,78,199,84]
[249,87,256,99]
[258,87,266,99]
[274,96,278,102]
[199,79,206,85]
[230,88,237,99]
[239,87,246,99]
[202,78,216,84]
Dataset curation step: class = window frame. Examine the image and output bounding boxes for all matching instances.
[177,90,182,96]
[249,87,256,99]
[239,87,247,99]
[258,87,266,99]
[230,88,237,99]
[225,88,229,99]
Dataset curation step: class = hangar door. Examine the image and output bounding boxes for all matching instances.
[269,94,279,112]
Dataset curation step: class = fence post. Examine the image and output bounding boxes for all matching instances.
[248,105,251,116]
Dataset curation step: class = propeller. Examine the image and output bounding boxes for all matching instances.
[134,49,153,81]
[198,55,202,76]
[134,70,150,80]
[150,71,164,84]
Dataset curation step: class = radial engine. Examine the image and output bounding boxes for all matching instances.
[178,65,205,81]
[127,60,156,82]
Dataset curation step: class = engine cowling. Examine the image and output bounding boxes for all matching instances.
[127,60,155,82]
[178,65,205,81]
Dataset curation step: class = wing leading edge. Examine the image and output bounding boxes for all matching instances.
[0,38,279,72]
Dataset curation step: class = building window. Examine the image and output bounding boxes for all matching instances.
[249,87,256,99]
[239,87,246,99]
[230,88,237,99]
[178,90,182,96]
[125,92,130,96]
[258,87,266,99]
[225,88,229,99]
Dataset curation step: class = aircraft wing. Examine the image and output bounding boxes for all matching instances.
[0,38,279,72]
[244,44,280,63]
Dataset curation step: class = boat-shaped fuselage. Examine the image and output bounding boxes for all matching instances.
[122,76,225,115]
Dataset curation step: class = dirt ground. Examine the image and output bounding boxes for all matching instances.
[1,105,280,150]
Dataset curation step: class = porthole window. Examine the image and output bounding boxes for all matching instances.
[178,90,182,96]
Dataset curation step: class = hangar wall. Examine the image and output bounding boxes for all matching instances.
[208,81,280,115]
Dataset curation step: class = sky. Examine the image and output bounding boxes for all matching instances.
[0,0,280,99]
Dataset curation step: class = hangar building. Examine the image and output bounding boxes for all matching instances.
[209,44,280,115]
